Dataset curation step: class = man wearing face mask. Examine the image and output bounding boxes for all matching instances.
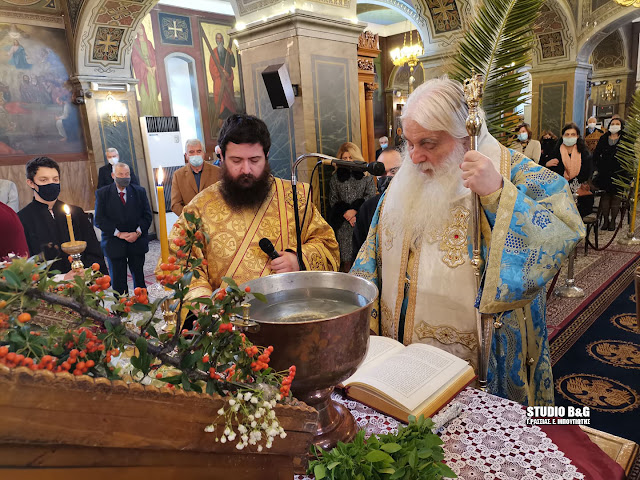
[97,148,140,189]
[584,117,604,154]
[375,136,389,160]
[170,139,221,216]
[95,162,152,294]
[18,156,107,275]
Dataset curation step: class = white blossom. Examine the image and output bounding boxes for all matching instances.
[220,436,227,443]
[204,424,215,433]
[217,408,224,415]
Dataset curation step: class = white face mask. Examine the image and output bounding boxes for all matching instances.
[108,156,119,165]
[609,125,621,134]
[563,137,578,147]
[588,123,596,130]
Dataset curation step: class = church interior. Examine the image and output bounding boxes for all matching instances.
[2,0,640,478]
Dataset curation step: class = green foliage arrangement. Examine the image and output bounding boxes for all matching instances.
[449,0,543,143]
[308,415,456,480]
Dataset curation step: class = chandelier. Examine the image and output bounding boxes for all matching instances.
[99,91,128,126]
[390,28,423,75]
[601,83,616,101]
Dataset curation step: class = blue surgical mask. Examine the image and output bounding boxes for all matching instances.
[517,132,528,142]
[189,155,204,168]
[380,143,388,149]
[562,137,578,147]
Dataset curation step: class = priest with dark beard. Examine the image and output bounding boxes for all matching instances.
[163,114,340,299]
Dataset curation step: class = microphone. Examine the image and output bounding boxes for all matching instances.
[321,158,385,176]
[259,238,280,260]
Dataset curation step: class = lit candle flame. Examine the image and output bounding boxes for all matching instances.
[157,166,164,186]
[63,204,70,215]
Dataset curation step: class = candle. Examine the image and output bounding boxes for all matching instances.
[156,167,169,263]
[63,204,75,243]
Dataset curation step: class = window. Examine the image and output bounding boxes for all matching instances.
[165,54,203,143]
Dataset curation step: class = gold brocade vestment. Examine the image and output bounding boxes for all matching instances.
[165,177,340,300]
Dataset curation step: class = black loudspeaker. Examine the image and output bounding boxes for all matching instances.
[261,64,295,109]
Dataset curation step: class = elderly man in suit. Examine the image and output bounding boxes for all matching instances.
[170,139,221,215]
[95,162,152,294]
[97,148,140,189]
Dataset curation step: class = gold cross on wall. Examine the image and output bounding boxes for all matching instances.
[168,20,183,39]
[96,34,118,54]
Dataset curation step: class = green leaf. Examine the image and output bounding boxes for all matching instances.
[184,212,196,223]
[221,277,238,289]
[131,303,151,312]
[181,372,191,391]
[365,450,393,463]
[252,292,267,303]
[135,336,148,356]
[326,461,340,470]
[378,468,396,474]
[2,270,21,289]
[380,443,402,453]
[314,464,327,479]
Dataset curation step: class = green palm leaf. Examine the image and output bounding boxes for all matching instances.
[449,0,543,143]
[612,88,640,198]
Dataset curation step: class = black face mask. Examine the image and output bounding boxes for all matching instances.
[541,138,555,150]
[337,167,364,182]
[33,182,60,202]
[377,175,392,193]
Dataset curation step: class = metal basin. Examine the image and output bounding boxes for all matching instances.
[241,271,377,450]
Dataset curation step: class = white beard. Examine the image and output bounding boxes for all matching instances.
[381,141,468,245]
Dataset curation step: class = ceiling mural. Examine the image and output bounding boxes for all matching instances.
[425,0,461,34]
[75,0,157,77]
[533,2,574,65]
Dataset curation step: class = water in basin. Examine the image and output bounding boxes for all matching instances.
[249,287,368,323]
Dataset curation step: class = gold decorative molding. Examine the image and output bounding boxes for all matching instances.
[358,30,379,50]
[0,9,63,27]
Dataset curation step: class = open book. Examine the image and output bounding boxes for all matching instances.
[342,336,476,422]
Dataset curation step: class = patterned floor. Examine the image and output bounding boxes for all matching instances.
[546,225,640,340]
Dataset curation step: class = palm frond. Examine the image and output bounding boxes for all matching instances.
[612,88,640,196]
[449,0,543,143]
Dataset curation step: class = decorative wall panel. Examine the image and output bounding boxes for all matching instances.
[538,82,566,137]
[311,55,352,156]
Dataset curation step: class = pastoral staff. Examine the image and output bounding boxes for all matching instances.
[351,77,585,406]
[165,114,340,300]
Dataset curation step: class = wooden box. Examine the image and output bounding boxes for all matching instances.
[0,365,318,479]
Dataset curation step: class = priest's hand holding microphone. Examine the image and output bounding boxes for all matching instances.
[259,238,300,273]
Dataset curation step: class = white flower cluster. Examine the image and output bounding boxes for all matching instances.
[204,390,287,451]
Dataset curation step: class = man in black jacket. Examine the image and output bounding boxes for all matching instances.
[352,149,402,261]
[97,148,140,189]
[95,162,152,294]
[18,156,107,276]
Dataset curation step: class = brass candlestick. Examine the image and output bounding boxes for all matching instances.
[61,240,87,271]
[463,71,496,392]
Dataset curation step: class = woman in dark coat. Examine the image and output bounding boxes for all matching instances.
[593,118,625,230]
[540,122,593,217]
[329,142,376,271]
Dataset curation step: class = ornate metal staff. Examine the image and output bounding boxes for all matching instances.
[463,71,494,392]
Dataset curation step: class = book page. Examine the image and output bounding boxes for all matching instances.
[343,336,405,385]
[347,343,469,412]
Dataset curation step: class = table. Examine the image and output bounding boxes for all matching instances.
[297,387,626,479]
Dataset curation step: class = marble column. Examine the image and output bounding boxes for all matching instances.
[231,11,365,185]
[530,62,592,138]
